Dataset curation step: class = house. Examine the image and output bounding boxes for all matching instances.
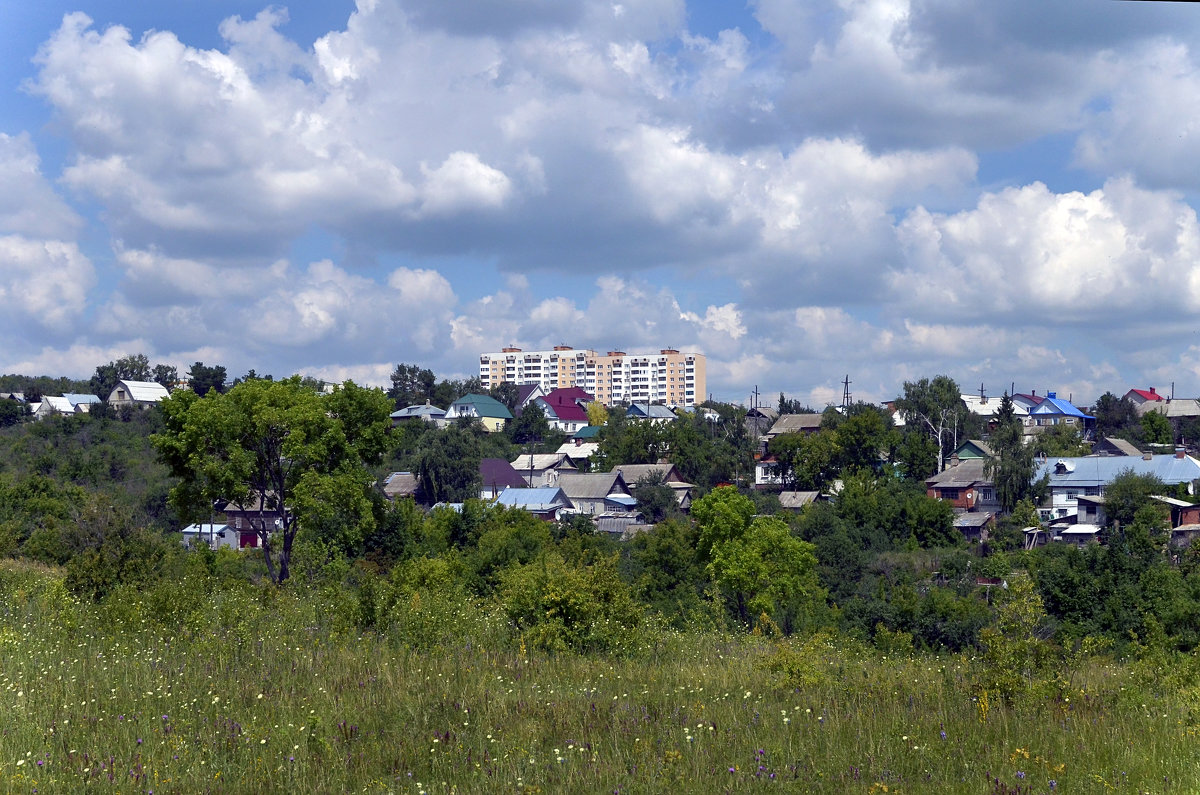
[1170,524,1200,550]
[480,458,528,499]
[765,413,824,440]
[219,494,286,548]
[514,383,545,411]
[1093,436,1142,457]
[63,393,101,412]
[1027,392,1094,438]
[1077,495,1107,526]
[954,512,994,545]
[555,438,600,469]
[181,522,238,551]
[533,388,592,433]
[952,440,994,461]
[510,452,577,486]
[613,463,694,511]
[625,403,677,424]
[778,491,820,512]
[573,425,602,440]
[390,401,445,426]
[924,458,1001,514]
[755,455,784,489]
[745,406,779,439]
[1152,495,1200,529]
[1033,449,1200,522]
[107,379,170,408]
[1124,387,1165,407]
[446,394,513,432]
[494,486,573,521]
[557,471,633,515]
[32,396,75,419]
[593,514,652,538]
[1057,524,1102,548]
[382,472,421,501]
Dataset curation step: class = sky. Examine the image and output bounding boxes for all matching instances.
[5,0,1200,408]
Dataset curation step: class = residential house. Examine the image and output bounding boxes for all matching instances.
[494,486,573,521]
[778,491,820,512]
[625,403,677,424]
[446,394,513,432]
[593,515,652,538]
[382,472,421,502]
[1027,392,1094,438]
[954,512,994,545]
[219,494,286,548]
[1033,449,1200,523]
[390,401,445,426]
[107,379,170,408]
[765,413,824,440]
[63,393,101,412]
[952,440,994,461]
[510,452,577,486]
[925,458,1001,513]
[1093,436,1142,457]
[181,522,238,551]
[480,458,528,499]
[533,387,592,433]
[613,463,694,512]
[556,471,634,515]
[1076,495,1107,526]
[1153,495,1200,529]
[755,455,784,490]
[745,406,779,439]
[1124,387,1165,407]
[32,396,76,419]
[555,438,600,469]
[514,383,545,411]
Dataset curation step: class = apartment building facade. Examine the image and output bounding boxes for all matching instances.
[479,345,705,407]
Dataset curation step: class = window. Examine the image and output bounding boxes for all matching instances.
[941,488,960,500]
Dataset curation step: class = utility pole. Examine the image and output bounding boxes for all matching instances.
[841,375,852,410]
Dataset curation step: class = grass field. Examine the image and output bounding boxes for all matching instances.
[0,560,1197,794]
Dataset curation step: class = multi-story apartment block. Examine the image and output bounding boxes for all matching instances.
[479,345,705,407]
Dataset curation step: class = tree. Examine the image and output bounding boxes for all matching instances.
[489,382,521,415]
[508,403,549,445]
[1093,392,1138,439]
[833,406,894,474]
[152,364,178,390]
[187,362,227,397]
[1141,410,1173,446]
[1103,469,1166,530]
[0,397,26,427]
[90,353,152,398]
[416,425,482,504]
[388,363,437,408]
[152,376,391,584]
[769,432,840,491]
[986,392,1038,513]
[777,393,815,414]
[896,376,967,472]
[586,401,608,426]
[1031,424,1090,457]
[631,470,678,523]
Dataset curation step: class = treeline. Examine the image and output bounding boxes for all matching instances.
[0,367,1198,658]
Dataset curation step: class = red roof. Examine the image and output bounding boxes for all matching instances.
[539,398,588,423]
[1127,388,1163,402]
[544,387,594,405]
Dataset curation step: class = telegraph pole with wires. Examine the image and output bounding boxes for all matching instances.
[841,375,852,410]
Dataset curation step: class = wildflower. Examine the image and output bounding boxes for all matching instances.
[1016,771,1025,779]
[940,730,947,741]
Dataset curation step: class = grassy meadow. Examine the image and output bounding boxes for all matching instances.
[0,560,1197,794]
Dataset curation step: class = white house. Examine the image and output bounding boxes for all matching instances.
[108,380,170,408]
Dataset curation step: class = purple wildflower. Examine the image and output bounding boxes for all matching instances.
[1016,771,1025,779]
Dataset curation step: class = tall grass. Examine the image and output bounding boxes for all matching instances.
[0,559,1196,793]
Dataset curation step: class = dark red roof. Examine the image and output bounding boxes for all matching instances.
[542,401,588,423]
[545,387,594,405]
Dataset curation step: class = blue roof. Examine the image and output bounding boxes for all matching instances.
[1035,454,1200,488]
[64,393,101,405]
[1030,395,1089,419]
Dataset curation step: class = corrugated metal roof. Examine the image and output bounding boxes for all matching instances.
[767,414,824,435]
[390,403,445,419]
[113,380,169,403]
[511,453,575,472]
[449,393,513,419]
[1035,454,1200,487]
[495,487,572,511]
[558,472,629,500]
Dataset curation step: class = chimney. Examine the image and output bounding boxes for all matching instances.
[1177,446,1186,459]
[1151,387,1157,395]
[1032,390,1036,397]
[1143,452,1153,461]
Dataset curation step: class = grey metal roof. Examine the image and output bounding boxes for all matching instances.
[391,403,445,419]
[1035,454,1200,488]
[112,380,170,403]
[383,472,420,499]
[613,463,684,485]
[510,453,575,472]
[494,487,572,511]
[926,458,990,488]
[557,471,629,500]
[779,491,819,509]
[767,414,824,435]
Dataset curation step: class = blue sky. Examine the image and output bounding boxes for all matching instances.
[5,0,1200,407]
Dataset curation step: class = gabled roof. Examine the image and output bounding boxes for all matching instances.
[382,472,420,500]
[779,491,819,509]
[1125,388,1164,403]
[515,383,544,406]
[1011,393,1044,411]
[112,380,170,403]
[557,471,630,500]
[556,441,600,462]
[494,486,572,512]
[1095,436,1142,457]
[953,440,994,459]
[1141,399,1200,419]
[1029,394,1088,419]
[511,453,576,473]
[481,458,527,491]
[626,404,676,420]
[449,393,513,420]
[537,397,588,423]
[544,386,594,406]
[63,393,101,407]
[39,396,74,414]
[613,463,685,485]
[767,413,824,436]
[925,458,991,488]
[390,402,446,420]
[573,425,602,439]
